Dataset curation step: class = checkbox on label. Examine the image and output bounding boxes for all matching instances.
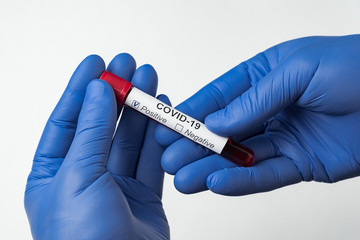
[175,123,184,132]
[132,100,140,109]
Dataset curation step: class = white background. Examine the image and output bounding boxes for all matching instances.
[1,0,360,239]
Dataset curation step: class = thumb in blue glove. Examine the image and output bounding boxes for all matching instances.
[155,34,360,196]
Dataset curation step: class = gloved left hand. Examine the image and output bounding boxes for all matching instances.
[25,53,170,240]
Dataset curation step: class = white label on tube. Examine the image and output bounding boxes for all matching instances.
[124,88,228,154]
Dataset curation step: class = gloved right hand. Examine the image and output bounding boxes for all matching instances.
[155,34,360,196]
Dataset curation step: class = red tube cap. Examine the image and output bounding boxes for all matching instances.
[100,71,133,105]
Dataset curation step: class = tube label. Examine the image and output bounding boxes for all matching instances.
[125,88,228,154]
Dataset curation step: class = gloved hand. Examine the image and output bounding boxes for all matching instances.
[155,34,360,196]
[25,54,170,239]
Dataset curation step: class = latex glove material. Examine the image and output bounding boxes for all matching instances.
[155,35,360,196]
[25,54,170,239]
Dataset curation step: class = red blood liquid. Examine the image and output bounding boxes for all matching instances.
[220,138,254,167]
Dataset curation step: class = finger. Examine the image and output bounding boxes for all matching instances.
[155,64,251,146]
[36,55,105,158]
[106,53,136,116]
[161,138,212,175]
[173,155,237,194]
[107,64,158,177]
[135,94,170,198]
[161,131,276,176]
[107,53,137,81]
[32,55,105,178]
[205,56,319,136]
[155,50,276,146]
[241,134,278,164]
[207,156,303,196]
[170,133,279,194]
[59,80,117,190]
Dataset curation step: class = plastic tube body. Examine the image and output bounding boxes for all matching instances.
[100,71,254,166]
[125,87,229,154]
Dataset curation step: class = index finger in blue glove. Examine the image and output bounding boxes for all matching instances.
[160,124,275,177]
[107,63,158,177]
[173,154,237,194]
[207,156,302,196]
[161,137,212,175]
[32,55,105,179]
[107,53,137,82]
[106,53,137,116]
[168,133,277,194]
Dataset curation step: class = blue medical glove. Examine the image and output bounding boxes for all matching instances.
[155,34,360,196]
[25,54,170,239]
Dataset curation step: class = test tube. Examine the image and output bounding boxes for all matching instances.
[100,71,254,167]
